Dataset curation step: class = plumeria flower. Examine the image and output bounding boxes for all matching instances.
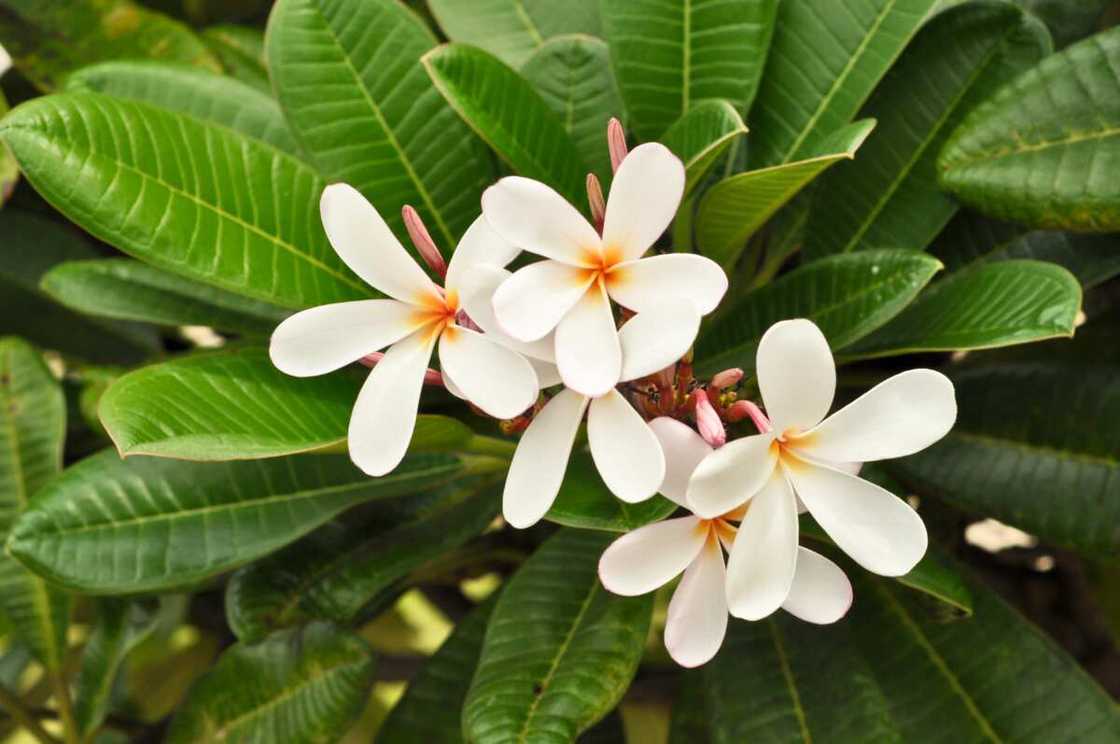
[599,418,853,667]
[270,184,539,476]
[686,319,956,614]
[482,142,728,397]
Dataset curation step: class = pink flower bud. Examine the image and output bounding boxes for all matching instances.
[402,205,447,278]
[726,400,772,434]
[361,351,444,387]
[691,390,726,448]
[607,117,628,172]
[710,368,744,390]
[586,173,606,230]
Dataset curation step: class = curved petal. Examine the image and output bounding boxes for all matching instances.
[461,264,556,361]
[783,456,928,577]
[347,329,437,476]
[618,300,701,383]
[757,319,836,435]
[481,177,601,265]
[598,516,707,596]
[528,358,563,388]
[794,369,957,464]
[269,300,417,377]
[502,389,589,528]
[686,433,777,519]
[782,548,853,624]
[439,326,538,419]
[607,254,728,315]
[665,535,729,668]
[725,470,799,620]
[649,417,711,506]
[602,143,686,262]
[444,215,520,293]
[555,281,621,397]
[588,389,666,503]
[492,260,593,342]
[320,183,440,304]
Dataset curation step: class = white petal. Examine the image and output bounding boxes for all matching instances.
[460,264,555,361]
[665,535,729,668]
[757,319,836,435]
[725,471,799,620]
[492,260,593,342]
[607,254,728,315]
[782,548,853,624]
[618,300,701,383]
[320,184,440,304]
[601,143,686,262]
[587,389,665,503]
[347,329,437,476]
[481,177,601,265]
[529,358,563,388]
[598,516,708,596]
[555,281,621,397]
[438,326,538,419]
[686,433,778,519]
[269,300,417,377]
[649,417,711,506]
[502,389,589,528]
[784,456,928,577]
[0,44,10,78]
[444,215,520,293]
[794,370,957,464]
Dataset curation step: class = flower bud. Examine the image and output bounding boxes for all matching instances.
[607,117,628,172]
[586,173,606,230]
[710,368,744,390]
[726,400,772,434]
[402,205,447,278]
[691,390,726,448]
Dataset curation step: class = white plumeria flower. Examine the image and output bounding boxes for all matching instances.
[482,142,728,397]
[270,184,540,476]
[501,300,704,528]
[686,319,957,616]
[599,417,853,668]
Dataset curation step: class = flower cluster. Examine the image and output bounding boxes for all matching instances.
[270,121,957,668]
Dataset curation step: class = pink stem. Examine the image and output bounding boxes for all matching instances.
[360,352,444,386]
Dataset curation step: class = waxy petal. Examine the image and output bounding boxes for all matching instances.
[782,548,853,624]
[459,265,555,361]
[598,516,708,596]
[757,319,836,435]
[439,326,538,419]
[607,254,728,315]
[665,536,729,668]
[588,389,665,503]
[555,281,621,397]
[269,300,417,377]
[618,300,701,382]
[601,143,686,262]
[481,176,602,265]
[649,417,712,507]
[444,215,520,293]
[492,260,593,342]
[726,471,799,621]
[686,433,778,519]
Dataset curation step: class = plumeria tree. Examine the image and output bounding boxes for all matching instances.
[0,0,1118,742]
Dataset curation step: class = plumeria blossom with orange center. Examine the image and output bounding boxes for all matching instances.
[598,418,853,668]
[270,183,539,476]
[686,319,957,613]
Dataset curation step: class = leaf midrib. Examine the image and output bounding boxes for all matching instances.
[946,430,1119,468]
[946,126,1120,171]
[768,619,811,743]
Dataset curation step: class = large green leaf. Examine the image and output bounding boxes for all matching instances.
[427,0,600,68]
[42,259,290,337]
[7,449,471,593]
[1017,0,1114,48]
[423,43,586,206]
[939,27,1120,231]
[463,529,652,743]
[697,120,876,270]
[0,338,70,671]
[167,622,375,743]
[225,484,498,641]
[546,451,678,532]
[749,0,940,168]
[695,250,942,374]
[888,362,1120,554]
[806,2,1051,259]
[0,92,368,309]
[660,101,748,198]
[268,0,491,247]
[0,0,220,91]
[201,24,270,92]
[521,35,622,185]
[844,260,1081,359]
[935,227,1120,289]
[602,0,779,140]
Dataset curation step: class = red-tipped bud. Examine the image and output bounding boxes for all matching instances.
[727,400,772,434]
[361,351,445,387]
[607,117,628,172]
[586,173,606,230]
[691,390,726,448]
[710,368,744,390]
[402,205,447,278]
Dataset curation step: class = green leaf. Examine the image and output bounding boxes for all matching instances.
[806,2,1051,259]
[0,92,368,309]
[844,260,1081,359]
[0,338,70,671]
[697,120,876,270]
[660,100,748,198]
[428,0,600,69]
[695,250,942,375]
[8,448,471,594]
[1017,0,1115,48]
[887,362,1120,553]
[41,259,290,337]
[602,0,779,141]
[749,0,940,167]
[0,0,221,91]
[463,529,652,743]
[936,228,1120,289]
[65,61,302,156]
[268,0,492,248]
[201,24,270,93]
[0,90,16,207]
[546,451,678,532]
[423,43,587,206]
[521,34,622,185]
[167,622,375,744]
[225,484,498,641]
[939,27,1120,231]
